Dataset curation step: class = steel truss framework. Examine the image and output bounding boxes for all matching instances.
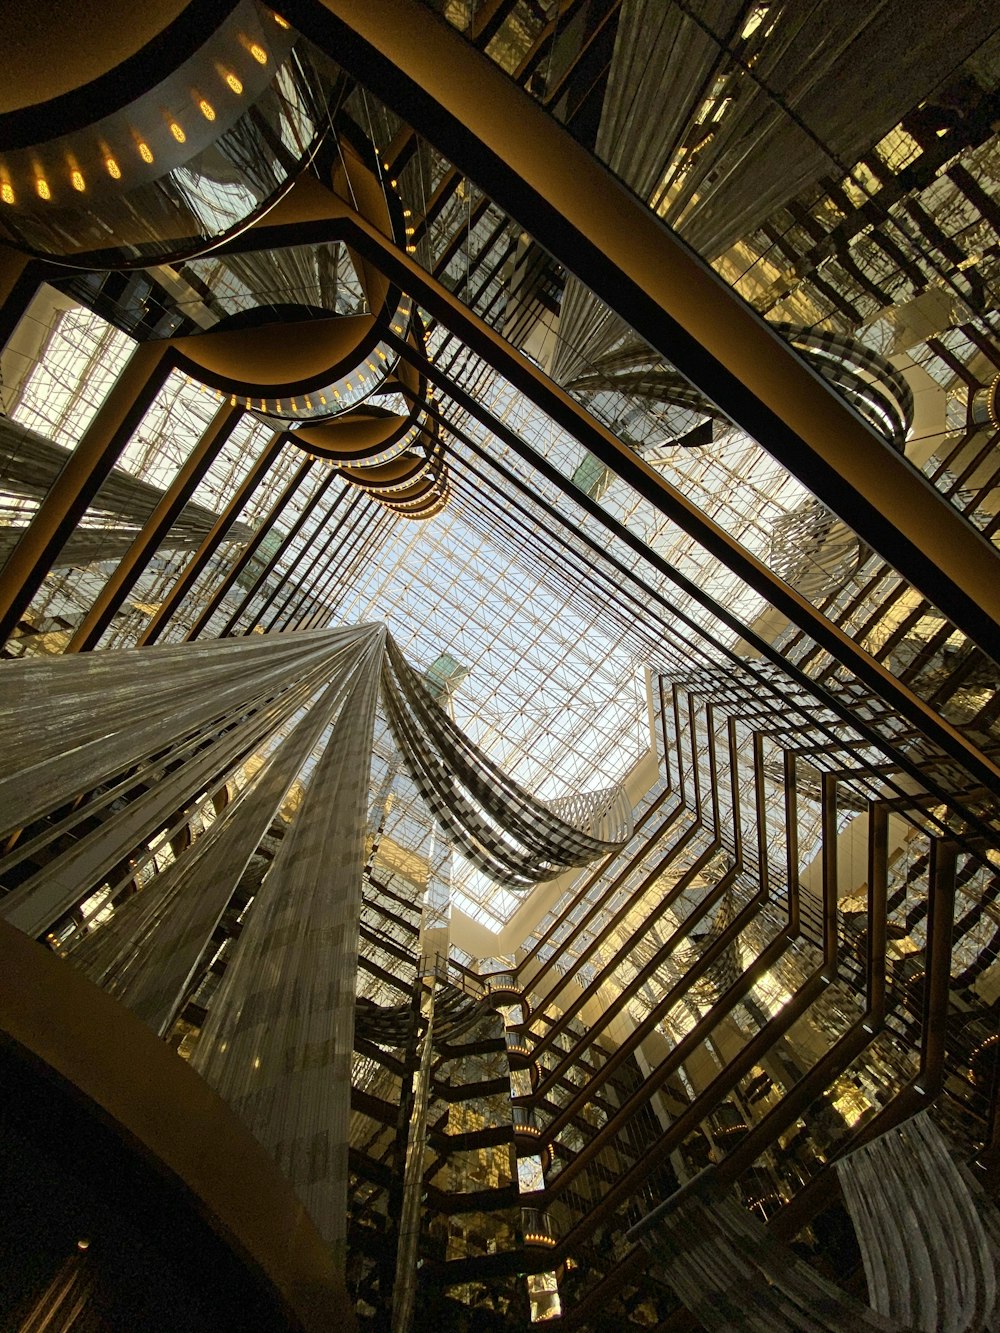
[2,2,1000,1330]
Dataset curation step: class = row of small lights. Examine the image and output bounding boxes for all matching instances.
[382,158,418,252]
[0,13,290,207]
[346,410,433,472]
[181,300,413,419]
[363,450,445,495]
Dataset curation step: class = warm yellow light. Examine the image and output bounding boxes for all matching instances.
[319,394,327,405]
[405,226,414,236]
[198,98,216,122]
[250,42,268,64]
[403,208,411,217]
[346,381,353,392]
[305,396,313,409]
[71,169,86,192]
[0,182,14,205]
[36,177,51,200]
[225,72,244,94]
[333,389,341,399]
[105,155,121,180]
[137,141,154,163]
[273,11,290,27]
[170,122,186,143]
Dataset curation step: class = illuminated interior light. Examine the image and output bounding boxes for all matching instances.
[741,6,768,39]
[249,43,268,64]
[225,72,244,95]
[169,122,186,143]
[333,389,341,399]
[272,10,290,26]
[0,182,14,205]
[405,226,415,236]
[36,177,51,200]
[305,396,313,409]
[76,1239,90,1252]
[198,98,216,122]
[319,394,327,405]
[346,381,353,391]
[105,155,121,180]
[70,169,86,192]
[137,141,154,163]
[406,245,416,253]
[230,395,237,406]
[403,208,411,217]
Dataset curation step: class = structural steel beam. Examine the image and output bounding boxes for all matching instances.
[296,206,1000,799]
[294,0,1000,667]
[66,401,243,652]
[185,455,316,641]
[0,340,172,646]
[136,432,285,646]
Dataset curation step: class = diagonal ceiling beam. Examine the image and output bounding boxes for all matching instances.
[291,0,1000,668]
[240,198,1000,800]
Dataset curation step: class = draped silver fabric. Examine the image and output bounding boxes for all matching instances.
[552,0,996,382]
[547,784,634,845]
[562,327,914,451]
[0,414,251,572]
[190,624,385,1264]
[1,620,629,1274]
[837,1112,1000,1332]
[635,1172,902,1332]
[381,635,629,887]
[0,625,374,834]
[63,666,366,1036]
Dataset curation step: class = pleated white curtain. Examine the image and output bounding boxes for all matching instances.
[190,624,385,1263]
[837,1112,1000,1333]
[64,657,369,1036]
[635,1170,902,1332]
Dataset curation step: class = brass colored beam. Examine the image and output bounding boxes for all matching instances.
[294,0,1000,666]
[0,915,354,1332]
[66,402,242,652]
[136,432,284,645]
[0,340,172,646]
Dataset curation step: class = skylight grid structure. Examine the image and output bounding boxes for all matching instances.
[3,2,1000,1331]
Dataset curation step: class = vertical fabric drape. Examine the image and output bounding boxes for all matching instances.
[63,660,369,1036]
[837,1112,1000,1332]
[0,624,379,834]
[634,1170,902,1331]
[190,624,385,1263]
